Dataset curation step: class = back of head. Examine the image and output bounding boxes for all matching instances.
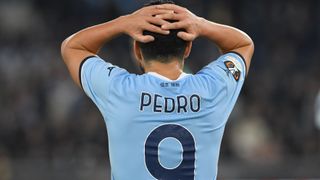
[138,0,188,63]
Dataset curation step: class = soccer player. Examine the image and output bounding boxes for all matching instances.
[61,0,254,179]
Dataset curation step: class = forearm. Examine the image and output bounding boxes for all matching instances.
[198,18,254,72]
[61,5,171,88]
[199,18,253,54]
[155,3,254,70]
[60,16,128,88]
[61,16,126,56]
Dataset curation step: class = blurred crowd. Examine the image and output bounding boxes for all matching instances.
[0,0,319,179]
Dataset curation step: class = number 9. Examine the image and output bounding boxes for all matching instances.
[145,124,195,180]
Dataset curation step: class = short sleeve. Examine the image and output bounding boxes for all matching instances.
[196,52,247,126]
[197,52,246,92]
[80,56,128,109]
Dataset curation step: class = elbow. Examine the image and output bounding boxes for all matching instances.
[60,35,76,62]
[249,37,254,48]
[61,38,68,52]
[244,34,254,49]
[61,37,71,60]
[248,38,255,54]
[240,35,254,54]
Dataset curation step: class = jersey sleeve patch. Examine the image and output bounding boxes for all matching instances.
[224,55,243,81]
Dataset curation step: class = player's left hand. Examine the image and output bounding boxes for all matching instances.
[154,4,203,42]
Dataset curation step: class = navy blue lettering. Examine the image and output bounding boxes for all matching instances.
[154,94,163,112]
[140,93,201,113]
[177,96,187,113]
[190,95,200,112]
[140,93,152,111]
[145,124,195,180]
[164,97,175,113]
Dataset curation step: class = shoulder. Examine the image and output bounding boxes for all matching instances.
[197,52,246,82]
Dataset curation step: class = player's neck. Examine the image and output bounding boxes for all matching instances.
[144,60,184,80]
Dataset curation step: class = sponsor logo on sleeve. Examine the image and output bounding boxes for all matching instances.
[107,66,115,76]
[224,56,242,81]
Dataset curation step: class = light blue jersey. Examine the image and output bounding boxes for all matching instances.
[80,52,246,180]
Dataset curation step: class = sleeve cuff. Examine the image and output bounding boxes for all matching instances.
[79,55,96,89]
[227,51,247,78]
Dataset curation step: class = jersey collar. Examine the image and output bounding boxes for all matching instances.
[147,72,190,81]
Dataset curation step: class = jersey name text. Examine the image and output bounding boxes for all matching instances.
[140,92,201,113]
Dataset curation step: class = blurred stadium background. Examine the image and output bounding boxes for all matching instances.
[0,0,319,179]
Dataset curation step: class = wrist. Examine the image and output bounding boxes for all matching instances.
[116,15,131,35]
[197,17,214,37]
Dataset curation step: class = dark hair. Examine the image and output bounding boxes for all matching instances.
[137,0,188,63]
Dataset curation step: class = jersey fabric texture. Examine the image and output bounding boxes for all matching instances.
[80,52,246,180]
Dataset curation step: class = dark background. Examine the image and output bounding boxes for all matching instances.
[0,0,319,179]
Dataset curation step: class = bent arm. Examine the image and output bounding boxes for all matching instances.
[199,19,254,71]
[61,6,171,87]
[155,4,254,73]
[61,18,126,87]
[61,19,124,87]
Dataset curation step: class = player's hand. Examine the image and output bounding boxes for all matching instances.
[154,4,203,42]
[122,6,174,43]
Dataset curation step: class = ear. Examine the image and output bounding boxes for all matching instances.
[134,41,143,62]
[183,42,192,59]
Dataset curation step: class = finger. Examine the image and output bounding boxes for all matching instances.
[155,4,186,13]
[161,21,185,30]
[177,31,196,41]
[144,6,174,16]
[144,24,170,35]
[151,9,175,16]
[134,34,155,43]
[147,17,171,27]
[155,13,183,21]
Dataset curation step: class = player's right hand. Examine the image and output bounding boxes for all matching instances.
[121,6,174,43]
[154,4,204,42]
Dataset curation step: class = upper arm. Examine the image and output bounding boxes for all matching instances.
[196,53,247,126]
[80,56,128,109]
[198,52,247,126]
[61,38,95,88]
[224,39,254,74]
[197,52,247,97]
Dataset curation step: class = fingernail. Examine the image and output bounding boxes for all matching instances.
[165,31,170,34]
